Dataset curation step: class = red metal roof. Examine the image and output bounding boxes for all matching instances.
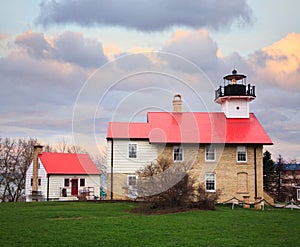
[107,112,273,145]
[39,152,100,175]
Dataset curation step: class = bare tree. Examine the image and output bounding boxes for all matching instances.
[136,157,218,211]
[46,138,87,154]
[0,138,37,202]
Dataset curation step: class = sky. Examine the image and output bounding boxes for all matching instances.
[0,0,300,161]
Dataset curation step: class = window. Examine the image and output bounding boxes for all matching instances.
[127,175,137,186]
[205,173,216,192]
[128,143,137,158]
[173,146,183,162]
[237,146,247,162]
[205,145,216,161]
[80,178,85,187]
[297,189,300,201]
[31,178,41,186]
[64,178,70,187]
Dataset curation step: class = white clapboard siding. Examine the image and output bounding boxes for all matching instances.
[47,174,100,199]
[107,140,158,173]
[25,159,48,201]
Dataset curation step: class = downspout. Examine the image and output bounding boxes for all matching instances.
[254,145,259,198]
[47,174,50,201]
[110,139,114,200]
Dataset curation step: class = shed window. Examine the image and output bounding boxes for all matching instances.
[173,146,183,162]
[128,143,137,158]
[237,146,247,162]
[31,178,41,186]
[64,178,70,187]
[80,178,85,187]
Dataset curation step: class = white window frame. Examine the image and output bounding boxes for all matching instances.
[205,145,216,162]
[237,146,247,163]
[173,146,183,162]
[128,143,138,159]
[205,173,216,192]
[127,175,138,187]
[297,189,300,201]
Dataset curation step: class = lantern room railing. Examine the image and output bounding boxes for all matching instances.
[215,84,255,100]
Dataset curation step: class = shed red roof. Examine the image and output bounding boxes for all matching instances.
[107,112,272,145]
[39,152,100,175]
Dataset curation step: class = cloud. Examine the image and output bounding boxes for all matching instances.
[36,0,252,31]
[52,31,108,68]
[0,31,103,139]
[249,32,300,90]
[15,30,108,68]
[15,30,51,58]
[163,29,220,71]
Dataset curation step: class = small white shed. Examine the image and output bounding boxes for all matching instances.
[26,146,100,201]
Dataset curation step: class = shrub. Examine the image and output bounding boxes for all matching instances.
[136,158,218,212]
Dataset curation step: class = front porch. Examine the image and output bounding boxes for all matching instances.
[60,186,96,200]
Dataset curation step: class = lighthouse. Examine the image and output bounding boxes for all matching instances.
[215,70,256,118]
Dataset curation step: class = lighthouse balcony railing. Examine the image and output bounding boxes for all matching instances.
[215,84,255,100]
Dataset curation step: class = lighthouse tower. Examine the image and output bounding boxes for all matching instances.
[215,70,256,118]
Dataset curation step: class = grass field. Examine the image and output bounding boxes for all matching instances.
[0,202,298,246]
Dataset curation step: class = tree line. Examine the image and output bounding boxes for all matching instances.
[263,150,299,202]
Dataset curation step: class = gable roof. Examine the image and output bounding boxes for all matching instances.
[107,112,272,145]
[38,152,100,175]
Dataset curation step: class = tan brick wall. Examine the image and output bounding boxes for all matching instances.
[107,173,132,200]
[158,144,264,203]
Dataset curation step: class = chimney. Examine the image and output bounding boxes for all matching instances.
[32,143,43,193]
[172,94,182,112]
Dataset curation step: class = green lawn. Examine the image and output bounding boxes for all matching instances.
[0,202,298,246]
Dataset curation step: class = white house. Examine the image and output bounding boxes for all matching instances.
[25,144,101,201]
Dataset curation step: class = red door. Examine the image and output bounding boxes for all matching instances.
[71,179,78,196]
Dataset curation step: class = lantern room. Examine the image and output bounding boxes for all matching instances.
[215,70,256,118]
